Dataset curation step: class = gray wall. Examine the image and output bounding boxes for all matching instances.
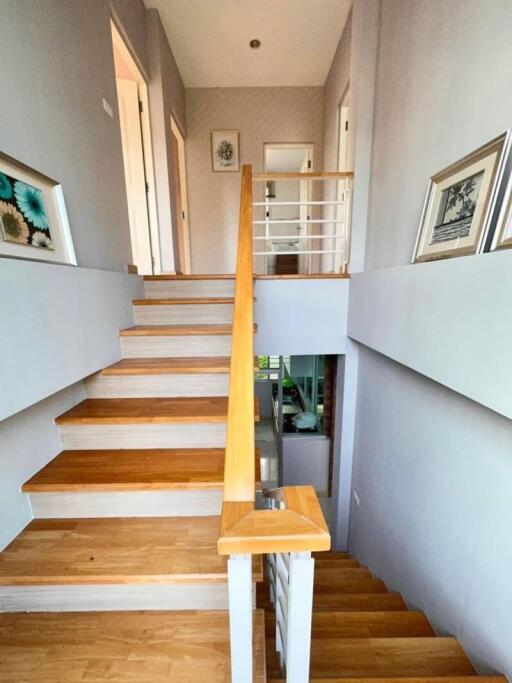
[185,86,325,273]
[0,260,142,421]
[0,0,148,550]
[146,8,187,273]
[254,279,349,356]
[0,0,139,272]
[0,384,84,551]
[366,0,512,270]
[343,0,512,677]
[350,348,512,675]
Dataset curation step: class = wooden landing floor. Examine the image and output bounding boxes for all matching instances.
[0,610,266,682]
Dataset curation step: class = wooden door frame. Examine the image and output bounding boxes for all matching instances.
[170,116,191,274]
[111,19,161,274]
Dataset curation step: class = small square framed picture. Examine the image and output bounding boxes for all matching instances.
[211,131,239,172]
[412,131,512,263]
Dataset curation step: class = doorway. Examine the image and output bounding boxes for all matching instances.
[335,89,351,272]
[170,117,191,274]
[262,143,314,275]
[111,21,160,275]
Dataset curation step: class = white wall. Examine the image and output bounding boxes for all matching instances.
[341,0,512,677]
[0,384,84,551]
[185,87,325,273]
[0,260,142,420]
[254,279,349,356]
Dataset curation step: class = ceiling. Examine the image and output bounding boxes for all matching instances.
[143,0,352,88]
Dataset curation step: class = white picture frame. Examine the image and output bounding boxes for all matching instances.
[0,154,76,265]
[412,131,512,263]
[489,163,512,251]
[211,130,240,172]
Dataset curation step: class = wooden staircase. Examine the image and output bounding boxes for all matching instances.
[261,551,505,683]
[0,274,266,681]
[0,273,506,681]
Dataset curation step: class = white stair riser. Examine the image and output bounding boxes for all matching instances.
[133,303,233,325]
[121,335,232,358]
[58,423,227,450]
[29,490,223,518]
[144,280,235,299]
[0,583,258,612]
[85,372,229,398]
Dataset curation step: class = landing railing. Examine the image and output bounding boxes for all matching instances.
[218,164,331,682]
[252,171,354,275]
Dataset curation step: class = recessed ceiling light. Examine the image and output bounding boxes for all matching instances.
[249,39,261,49]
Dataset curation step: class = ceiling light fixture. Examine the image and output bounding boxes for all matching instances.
[249,39,261,49]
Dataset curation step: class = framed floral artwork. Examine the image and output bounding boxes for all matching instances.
[412,131,512,262]
[211,131,239,172]
[0,154,76,265]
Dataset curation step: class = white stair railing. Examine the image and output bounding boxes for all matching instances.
[252,171,354,275]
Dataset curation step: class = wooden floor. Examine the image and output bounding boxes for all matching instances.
[23,448,261,492]
[133,297,235,305]
[101,357,239,375]
[23,448,227,491]
[0,610,266,682]
[119,323,236,336]
[55,397,229,424]
[259,550,501,682]
[0,517,262,585]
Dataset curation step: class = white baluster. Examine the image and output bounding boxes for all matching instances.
[228,554,253,683]
[285,552,314,683]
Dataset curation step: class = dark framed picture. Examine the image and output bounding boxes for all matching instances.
[0,154,76,264]
[211,131,239,172]
[412,131,512,262]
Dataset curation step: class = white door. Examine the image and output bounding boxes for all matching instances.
[335,103,351,272]
[116,78,153,275]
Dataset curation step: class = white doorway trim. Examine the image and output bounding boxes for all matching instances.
[170,116,191,273]
[263,143,315,275]
[335,88,351,273]
[111,20,161,274]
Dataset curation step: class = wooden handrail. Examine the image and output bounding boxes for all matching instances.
[218,164,331,556]
[253,171,354,181]
[222,164,255,502]
[219,485,330,555]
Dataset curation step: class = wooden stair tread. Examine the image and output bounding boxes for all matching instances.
[259,592,407,611]
[23,448,261,492]
[100,357,256,375]
[55,397,260,424]
[0,517,263,585]
[120,323,235,336]
[144,274,235,280]
[306,637,476,677]
[313,551,351,559]
[133,297,235,305]
[266,638,475,678]
[264,611,435,638]
[0,609,266,682]
[314,557,361,567]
